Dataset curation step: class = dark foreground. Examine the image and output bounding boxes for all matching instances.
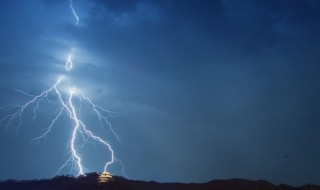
[0,173,319,190]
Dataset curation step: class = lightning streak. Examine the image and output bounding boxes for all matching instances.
[68,91,85,175]
[65,55,73,71]
[69,0,79,25]
[31,107,64,144]
[0,0,126,178]
[81,95,121,143]
[0,78,62,131]
[2,75,124,176]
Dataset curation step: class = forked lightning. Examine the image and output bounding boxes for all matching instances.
[0,0,127,178]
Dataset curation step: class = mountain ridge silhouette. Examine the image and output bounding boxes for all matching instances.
[0,173,319,190]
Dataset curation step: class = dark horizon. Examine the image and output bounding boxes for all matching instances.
[1,172,320,190]
[1,0,320,186]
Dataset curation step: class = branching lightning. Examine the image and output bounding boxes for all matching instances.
[0,0,128,178]
[2,65,126,177]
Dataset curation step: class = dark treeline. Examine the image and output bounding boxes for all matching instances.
[0,173,319,190]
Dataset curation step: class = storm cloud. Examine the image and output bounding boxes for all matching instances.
[0,0,320,186]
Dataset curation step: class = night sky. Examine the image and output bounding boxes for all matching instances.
[0,0,320,186]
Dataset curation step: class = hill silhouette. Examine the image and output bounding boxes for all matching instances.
[0,173,319,190]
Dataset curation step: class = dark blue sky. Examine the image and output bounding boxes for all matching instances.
[1,0,320,186]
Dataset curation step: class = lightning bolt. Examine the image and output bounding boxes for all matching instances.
[65,55,73,71]
[69,0,79,25]
[0,0,128,178]
[2,68,126,177]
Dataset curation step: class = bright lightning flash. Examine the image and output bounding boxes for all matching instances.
[1,56,127,177]
[0,0,128,179]
[65,55,73,71]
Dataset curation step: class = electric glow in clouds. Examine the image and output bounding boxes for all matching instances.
[0,0,126,177]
